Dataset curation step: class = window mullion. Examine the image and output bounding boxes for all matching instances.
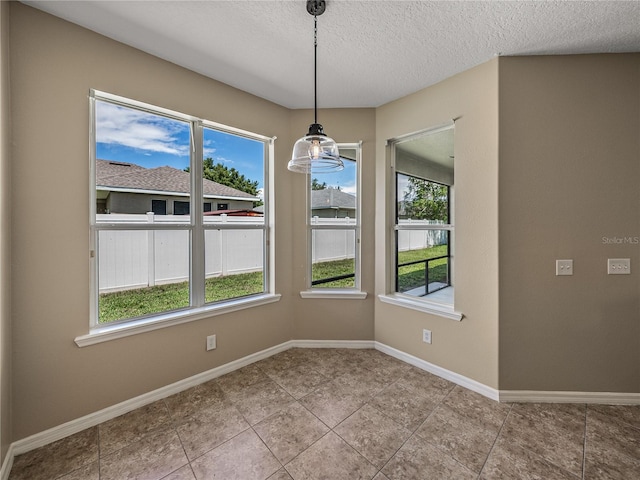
[395,224,453,231]
[89,92,99,327]
[190,121,205,307]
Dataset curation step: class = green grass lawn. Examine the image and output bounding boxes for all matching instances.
[99,271,263,324]
[397,244,448,293]
[99,245,448,323]
[312,258,355,288]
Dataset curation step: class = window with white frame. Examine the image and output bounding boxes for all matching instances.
[393,125,454,305]
[90,90,272,327]
[306,143,362,292]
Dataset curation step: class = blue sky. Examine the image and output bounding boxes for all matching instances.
[96,100,357,196]
[95,101,265,189]
[311,158,356,195]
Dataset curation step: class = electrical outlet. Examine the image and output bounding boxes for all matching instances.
[206,334,217,351]
[555,259,573,276]
[422,329,432,344]
[608,258,630,275]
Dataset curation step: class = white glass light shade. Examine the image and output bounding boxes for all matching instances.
[288,133,343,174]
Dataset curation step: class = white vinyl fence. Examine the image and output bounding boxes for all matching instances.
[97,214,264,293]
[310,217,356,264]
[97,215,445,293]
[397,219,448,252]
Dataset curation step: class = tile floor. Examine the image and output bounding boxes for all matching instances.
[8,348,640,480]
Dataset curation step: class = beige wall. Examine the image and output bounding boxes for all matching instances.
[374,60,500,388]
[9,3,297,440]
[6,0,639,451]
[498,54,640,393]
[0,0,12,460]
[8,3,377,442]
[289,108,376,341]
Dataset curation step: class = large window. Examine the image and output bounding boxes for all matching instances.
[90,90,272,328]
[304,143,362,295]
[392,125,454,305]
[396,174,450,295]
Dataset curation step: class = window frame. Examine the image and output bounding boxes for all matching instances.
[395,173,451,295]
[300,142,366,299]
[152,199,167,215]
[84,90,278,344]
[173,200,190,215]
[380,123,462,321]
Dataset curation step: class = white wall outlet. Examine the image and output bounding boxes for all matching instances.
[206,334,217,351]
[608,258,630,275]
[555,259,573,276]
[422,329,432,344]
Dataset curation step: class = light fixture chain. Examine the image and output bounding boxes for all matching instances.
[314,14,318,125]
[288,0,343,174]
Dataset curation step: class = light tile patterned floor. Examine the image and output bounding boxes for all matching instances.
[8,348,640,479]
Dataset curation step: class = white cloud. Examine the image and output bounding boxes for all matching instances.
[203,139,216,158]
[339,184,357,196]
[96,101,190,156]
[215,156,234,165]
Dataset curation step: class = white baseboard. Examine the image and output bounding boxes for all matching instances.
[374,341,501,401]
[0,444,13,480]
[294,339,375,349]
[499,390,640,404]
[375,342,640,406]
[2,338,372,478]
[10,340,295,458]
[3,339,639,480]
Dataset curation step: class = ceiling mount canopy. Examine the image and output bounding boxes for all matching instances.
[288,0,343,174]
[306,0,326,16]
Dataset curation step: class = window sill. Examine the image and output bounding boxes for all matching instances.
[378,293,463,321]
[300,290,368,300]
[75,293,282,347]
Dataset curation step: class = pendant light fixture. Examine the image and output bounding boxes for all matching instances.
[288,0,343,174]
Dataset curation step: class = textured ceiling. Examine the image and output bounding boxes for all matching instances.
[23,0,640,109]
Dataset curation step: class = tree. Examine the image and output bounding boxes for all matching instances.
[311,178,327,190]
[187,158,259,196]
[403,177,448,221]
[311,178,340,191]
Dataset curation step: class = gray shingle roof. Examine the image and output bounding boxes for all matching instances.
[311,188,356,210]
[96,159,258,200]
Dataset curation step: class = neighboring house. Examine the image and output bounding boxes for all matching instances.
[96,159,259,215]
[203,209,263,217]
[311,187,356,218]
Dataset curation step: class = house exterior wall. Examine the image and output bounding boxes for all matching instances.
[105,192,253,215]
[375,59,500,389]
[498,54,640,393]
[311,208,356,219]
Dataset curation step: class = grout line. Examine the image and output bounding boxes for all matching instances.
[171,410,192,479]
[493,403,586,480]
[409,385,486,478]
[13,349,632,480]
[279,428,333,473]
[477,402,514,478]
[250,423,285,473]
[96,421,101,480]
[582,405,589,480]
